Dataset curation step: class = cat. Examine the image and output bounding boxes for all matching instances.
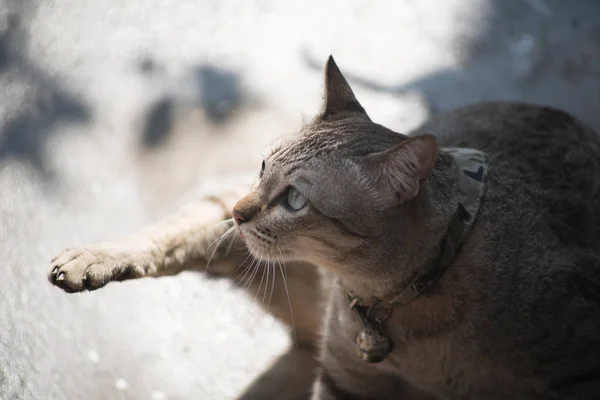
[49,56,600,400]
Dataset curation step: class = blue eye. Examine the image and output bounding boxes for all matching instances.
[286,187,307,211]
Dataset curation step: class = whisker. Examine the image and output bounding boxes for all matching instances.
[254,262,267,301]
[232,263,252,286]
[206,220,235,251]
[277,246,296,346]
[244,257,262,291]
[241,262,255,289]
[224,229,239,255]
[243,248,263,291]
[234,255,256,286]
[204,225,236,271]
[214,218,235,227]
[231,250,253,276]
[233,243,261,285]
[268,261,276,307]
[262,259,270,306]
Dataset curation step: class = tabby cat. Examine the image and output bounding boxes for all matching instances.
[49,57,600,400]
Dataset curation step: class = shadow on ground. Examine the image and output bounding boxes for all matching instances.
[141,60,247,149]
[4,1,600,399]
[305,0,600,132]
[0,4,91,178]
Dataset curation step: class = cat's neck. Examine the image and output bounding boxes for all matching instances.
[334,152,462,303]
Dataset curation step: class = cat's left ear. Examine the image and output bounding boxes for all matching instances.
[322,56,369,118]
[364,134,439,204]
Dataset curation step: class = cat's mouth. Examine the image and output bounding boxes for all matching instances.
[239,226,291,262]
[237,225,273,244]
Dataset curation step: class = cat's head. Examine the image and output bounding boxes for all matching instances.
[233,57,439,269]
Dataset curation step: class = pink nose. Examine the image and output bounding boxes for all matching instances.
[232,209,246,225]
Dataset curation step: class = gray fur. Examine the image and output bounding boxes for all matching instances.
[48,57,600,400]
[234,57,600,399]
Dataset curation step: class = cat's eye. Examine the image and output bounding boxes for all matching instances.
[260,160,265,176]
[286,187,307,211]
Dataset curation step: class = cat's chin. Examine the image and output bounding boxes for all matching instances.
[244,245,303,265]
[255,253,294,263]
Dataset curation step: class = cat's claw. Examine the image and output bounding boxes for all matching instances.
[48,245,140,293]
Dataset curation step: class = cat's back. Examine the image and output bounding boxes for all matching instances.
[414,102,600,193]
[414,102,600,248]
[413,102,600,397]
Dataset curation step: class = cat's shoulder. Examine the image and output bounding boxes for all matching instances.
[412,101,600,196]
[412,101,599,150]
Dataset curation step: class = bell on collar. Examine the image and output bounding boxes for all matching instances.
[355,327,392,363]
[352,304,393,363]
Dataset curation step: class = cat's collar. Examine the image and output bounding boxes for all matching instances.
[347,147,489,363]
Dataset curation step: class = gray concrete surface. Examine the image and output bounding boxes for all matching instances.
[1,0,600,399]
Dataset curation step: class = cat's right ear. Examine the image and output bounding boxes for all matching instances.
[363,134,439,204]
[321,56,369,118]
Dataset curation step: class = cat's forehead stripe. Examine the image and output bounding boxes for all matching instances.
[283,164,303,178]
[268,118,383,167]
[267,143,284,160]
[277,135,339,161]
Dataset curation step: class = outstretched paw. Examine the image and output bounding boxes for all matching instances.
[49,244,142,293]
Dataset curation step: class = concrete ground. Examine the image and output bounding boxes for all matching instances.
[1,0,599,399]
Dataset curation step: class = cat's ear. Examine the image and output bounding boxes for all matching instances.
[364,134,439,203]
[322,56,368,117]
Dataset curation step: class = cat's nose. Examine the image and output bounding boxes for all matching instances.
[233,195,261,224]
[232,208,248,225]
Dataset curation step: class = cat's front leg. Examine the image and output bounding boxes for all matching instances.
[49,238,160,292]
[49,191,244,293]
